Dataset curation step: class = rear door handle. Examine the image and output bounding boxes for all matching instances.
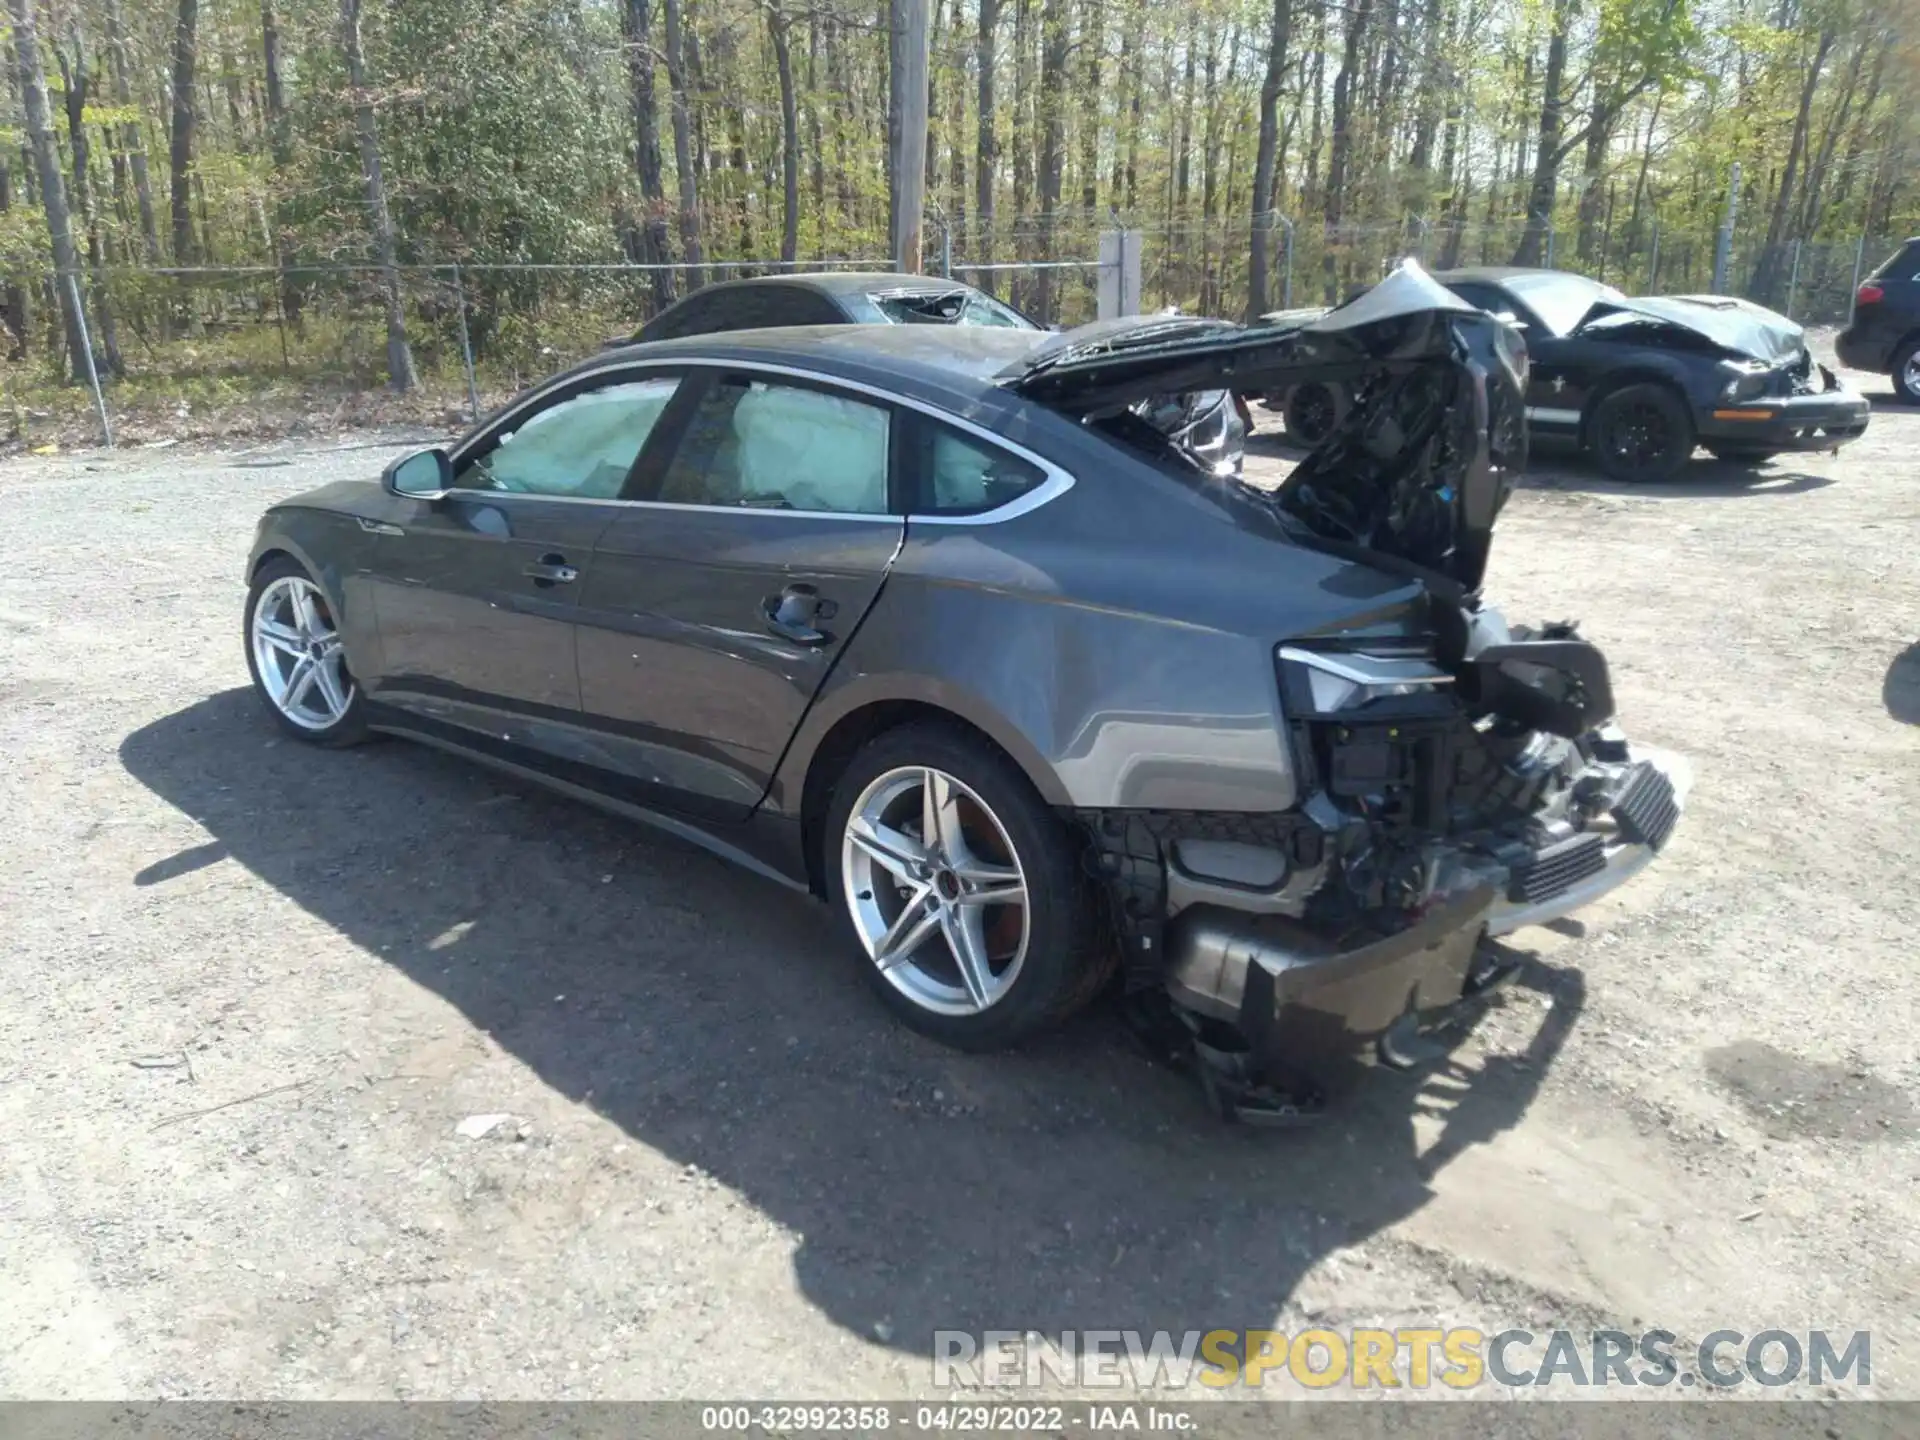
[523,553,579,587]
[762,583,835,646]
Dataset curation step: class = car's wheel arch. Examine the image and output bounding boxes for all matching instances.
[781,682,1069,899]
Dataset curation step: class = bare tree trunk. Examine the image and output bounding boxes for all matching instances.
[9,0,92,383]
[806,15,825,258]
[1247,0,1292,318]
[1796,36,1866,243]
[974,0,998,292]
[1078,0,1101,215]
[340,0,417,392]
[1749,29,1833,302]
[169,0,199,263]
[768,0,799,266]
[1032,0,1065,318]
[104,0,160,261]
[946,0,967,240]
[1321,0,1370,303]
[1510,0,1570,266]
[622,0,676,307]
[661,0,703,289]
[55,32,124,377]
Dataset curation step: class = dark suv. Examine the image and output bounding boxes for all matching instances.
[1837,237,1920,403]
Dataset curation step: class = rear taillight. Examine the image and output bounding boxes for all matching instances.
[1856,284,1885,305]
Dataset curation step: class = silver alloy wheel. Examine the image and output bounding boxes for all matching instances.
[840,765,1031,1017]
[251,575,354,731]
[1904,349,1920,398]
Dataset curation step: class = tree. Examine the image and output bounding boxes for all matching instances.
[340,0,418,391]
[1247,0,1293,318]
[661,0,703,290]
[8,0,93,382]
[622,0,676,305]
[169,0,200,263]
[767,0,800,265]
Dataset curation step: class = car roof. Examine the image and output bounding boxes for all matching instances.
[579,322,1052,406]
[682,271,978,299]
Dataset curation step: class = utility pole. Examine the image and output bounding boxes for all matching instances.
[889,0,931,272]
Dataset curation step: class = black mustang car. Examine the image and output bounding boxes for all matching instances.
[1273,267,1870,482]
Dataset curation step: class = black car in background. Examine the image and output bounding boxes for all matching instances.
[1836,237,1920,403]
[1272,267,1870,482]
[633,271,1038,341]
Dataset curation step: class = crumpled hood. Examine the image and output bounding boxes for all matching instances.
[1579,293,1806,363]
[1007,261,1527,594]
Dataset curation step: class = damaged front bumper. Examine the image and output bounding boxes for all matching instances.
[1140,745,1690,1115]
[1699,384,1870,451]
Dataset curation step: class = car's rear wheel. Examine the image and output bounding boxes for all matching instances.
[1705,445,1780,466]
[1590,383,1695,482]
[244,557,370,746]
[1892,338,1920,405]
[824,724,1109,1051]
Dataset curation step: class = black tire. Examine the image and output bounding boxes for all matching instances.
[1705,445,1780,466]
[243,556,372,747]
[822,722,1111,1051]
[1589,382,1696,483]
[1283,381,1344,446]
[1892,337,1920,405]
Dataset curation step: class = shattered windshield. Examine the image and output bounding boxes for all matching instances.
[871,288,1035,329]
[1504,273,1626,337]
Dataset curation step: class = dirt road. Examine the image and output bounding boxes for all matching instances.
[2,355,1916,1403]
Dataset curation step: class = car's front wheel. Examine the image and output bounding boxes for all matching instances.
[244,557,370,746]
[1590,383,1696,483]
[1892,338,1920,405]
[823,724,1110,1051]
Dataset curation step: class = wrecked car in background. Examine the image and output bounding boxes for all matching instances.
[243,261,1687,1124]
[1267,266,1869,482]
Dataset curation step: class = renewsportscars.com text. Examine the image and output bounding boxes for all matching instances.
[931,1328,1871,1391]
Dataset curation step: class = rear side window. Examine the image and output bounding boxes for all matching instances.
[453,376,680,498]
[909,419,1048,516]
[653,375,891,514]
[1868,241,1920,281]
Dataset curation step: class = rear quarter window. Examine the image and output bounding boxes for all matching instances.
[1869,242,1920,282]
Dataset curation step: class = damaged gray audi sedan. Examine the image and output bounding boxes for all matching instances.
[243,262,1687,1120]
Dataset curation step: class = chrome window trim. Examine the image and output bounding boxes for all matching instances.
[444,354,1075,527]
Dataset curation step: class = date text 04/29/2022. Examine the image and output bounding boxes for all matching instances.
[698,1405,1196,1432]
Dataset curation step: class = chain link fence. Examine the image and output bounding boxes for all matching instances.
[2,212,1901,448]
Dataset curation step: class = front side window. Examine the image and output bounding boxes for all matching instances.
[454,376,680,498]
[655,376,891,514]
[911,420,1048,516]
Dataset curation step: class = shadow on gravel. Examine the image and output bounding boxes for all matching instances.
[1521,457,1834,499]
[1885,643,1920,726]
[121,689,1582,1357]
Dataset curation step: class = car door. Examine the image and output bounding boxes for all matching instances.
[366,370,685,755]
[1449,281,1582,441]
[573,367,904,821]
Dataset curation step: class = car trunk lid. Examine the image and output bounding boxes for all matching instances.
[1001,261,1528,594]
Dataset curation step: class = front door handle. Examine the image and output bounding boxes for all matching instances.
[762,583,835,646]
[523,553,579,587]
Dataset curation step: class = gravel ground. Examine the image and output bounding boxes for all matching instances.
[2,340,1917,1407]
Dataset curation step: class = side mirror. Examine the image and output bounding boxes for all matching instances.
[383,447,452,499]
